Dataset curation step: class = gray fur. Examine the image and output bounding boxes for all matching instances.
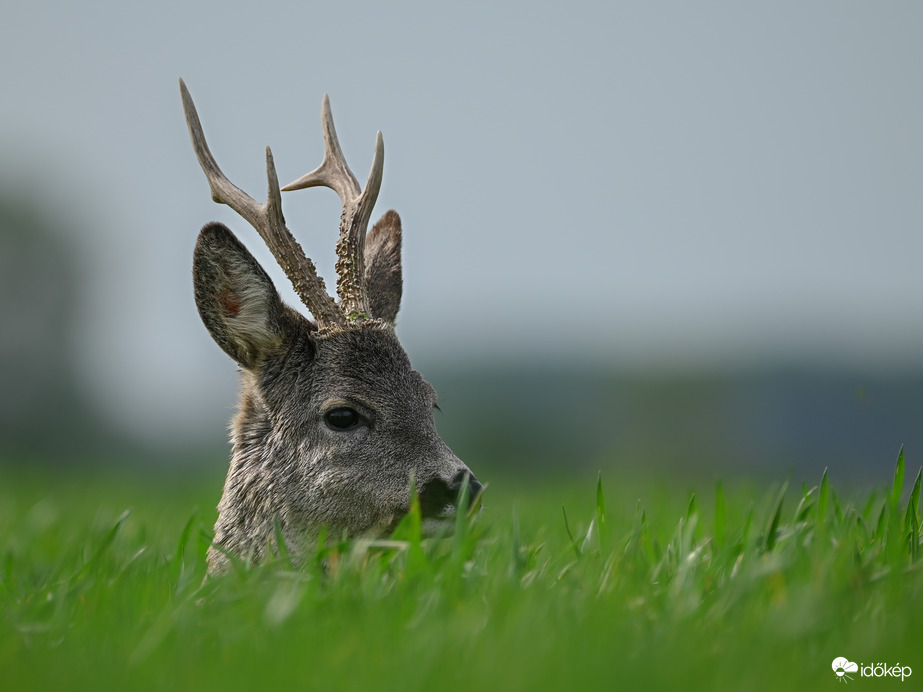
[193,212,478,574]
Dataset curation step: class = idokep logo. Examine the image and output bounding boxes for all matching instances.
[832,657,913,683]
[833,658,859,682]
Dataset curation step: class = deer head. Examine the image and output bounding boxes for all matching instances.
[180,80,482,573]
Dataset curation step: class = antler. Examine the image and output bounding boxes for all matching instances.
[180,79,345,328]
[282,95,384,322]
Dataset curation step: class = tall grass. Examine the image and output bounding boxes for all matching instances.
[1,452,921,690]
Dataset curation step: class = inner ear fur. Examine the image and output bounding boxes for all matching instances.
[193,222,288,369]
[364,210,403,324]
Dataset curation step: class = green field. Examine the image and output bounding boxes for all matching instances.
[1,454,921,691]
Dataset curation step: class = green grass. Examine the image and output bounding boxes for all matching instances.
[1,453,922,691]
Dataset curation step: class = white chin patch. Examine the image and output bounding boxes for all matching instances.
[421,504,457,536]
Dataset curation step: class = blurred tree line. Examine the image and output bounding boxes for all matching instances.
[427,364,923,482]
[0,193,114,462]
[1,192,920,479]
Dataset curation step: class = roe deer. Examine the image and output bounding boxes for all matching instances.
[180,80,482,573]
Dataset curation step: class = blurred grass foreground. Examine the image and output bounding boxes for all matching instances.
[1,452,922,690]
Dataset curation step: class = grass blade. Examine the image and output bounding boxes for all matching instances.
[817,468,829,524]
[794,486,816,523]
[580,518,599,556]
[456,470,471,514]
[832,491,844,525]
[273,516,292,567]
[861,488,878,521]
[714,480,726,551]
[891,445,905,506]
[562,506,581,559]
[390,479,427,578]
[596,472,608,543]
[740,505,754,552]
[72,509,130,581]
[452,473,476,561]
[171,509,198,588]
[763,483,787,552]
[905,499,919,562]
[885,447,907,565]
[909,468,922,531]
[874,503,888,543]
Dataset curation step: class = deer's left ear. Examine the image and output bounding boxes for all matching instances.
[364,210,403,324]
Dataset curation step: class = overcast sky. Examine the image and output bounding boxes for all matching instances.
[2,1,921,442]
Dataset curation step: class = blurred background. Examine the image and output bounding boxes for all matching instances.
[1,1,921,483]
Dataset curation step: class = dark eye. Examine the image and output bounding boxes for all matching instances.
[325,407,361,430]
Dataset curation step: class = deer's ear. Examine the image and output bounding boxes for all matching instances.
[193,222,287,369]
[364,210,403,324]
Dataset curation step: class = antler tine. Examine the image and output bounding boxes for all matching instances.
[180,79,343,328]
[281,94,361,203]
[282,95,385,322]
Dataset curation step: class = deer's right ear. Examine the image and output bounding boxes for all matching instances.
[193,222,287,369]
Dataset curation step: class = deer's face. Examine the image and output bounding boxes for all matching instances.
[194,221,479,551]
[255,321,475,534]
[182,83,480,570]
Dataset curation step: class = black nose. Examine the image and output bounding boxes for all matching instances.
[449,471,483,507]
[417,471,483,517]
